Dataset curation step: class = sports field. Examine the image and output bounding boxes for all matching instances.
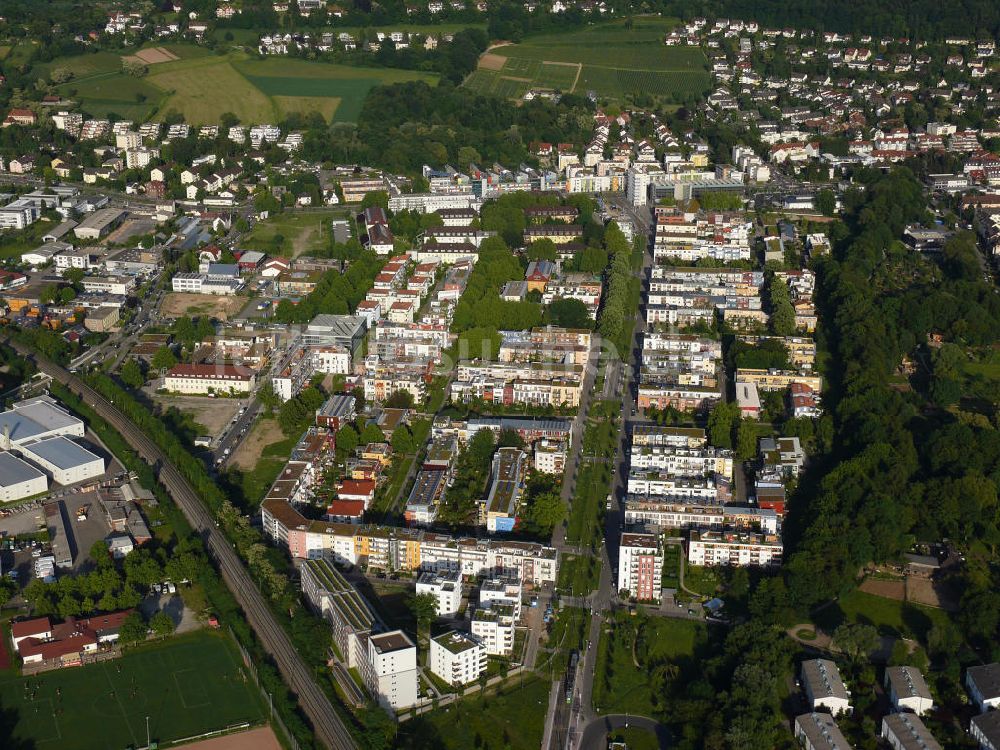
[0,631,265,750]
[37,48,435,124]
[468,18,709,101]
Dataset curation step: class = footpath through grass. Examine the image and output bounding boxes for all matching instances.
[0,630,265,750]
[592,612,705,718]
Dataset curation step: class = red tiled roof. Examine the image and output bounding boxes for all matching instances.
[10,617,51,639]
[327,500,365,518]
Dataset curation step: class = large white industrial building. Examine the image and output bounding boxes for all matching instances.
[18,436,105,486]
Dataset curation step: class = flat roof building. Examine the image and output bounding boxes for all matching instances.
[304,314,367,356]
[18,436,104,486]
[0,451,48,503]
[430,631,486,687]
[0,396,85,447]
[481,447,527,533]
[360,630,418,711]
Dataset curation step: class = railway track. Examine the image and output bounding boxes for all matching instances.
[18,348,357,750]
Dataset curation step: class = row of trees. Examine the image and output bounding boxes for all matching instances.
[596,223,635,359]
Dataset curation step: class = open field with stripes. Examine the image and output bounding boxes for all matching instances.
[32,46,436,123]
[467,18,709,101]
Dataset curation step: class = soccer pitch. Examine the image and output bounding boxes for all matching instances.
[0,631,266,750]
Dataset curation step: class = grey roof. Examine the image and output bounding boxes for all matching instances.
[0,452,46,487]
[0,397,82,444]
[307,314,367,337]
[801,658,850,701]
[968,663,1000,701]
[885,665,932,702]
[795,713,850,750]
[881,713,941,750]
[20,436,101,470]
[972,710,1000,745]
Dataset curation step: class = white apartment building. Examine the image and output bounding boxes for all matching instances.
[885,666,933,715]
[429,631,486,687]
[687,530,783,568]
[358,630,418,711]
[415,569,462,617]
[478,578,522,619]
[163,364,255,395]
[801,659,852,715]
[617,532,664,602]
[470,605,516,656]
[533,438,567,474]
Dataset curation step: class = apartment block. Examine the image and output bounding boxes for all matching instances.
[617,532,664,601]
[687,530,783,568]
[430,631,486,687]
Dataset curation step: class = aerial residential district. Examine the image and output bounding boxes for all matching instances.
[3,2,1000,750]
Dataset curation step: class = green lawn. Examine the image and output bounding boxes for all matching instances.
[0,631,264,750]
[398,677,549,750]
[0,215,65,260]
[592,614,703,717]
[683,565,721,597]
[556,554,599,596]
[222,422,298,507]
[661,544,680,589]
[565,461,609,546]
[473,17,709,100]
[239,209,348,257]
[813,589,952,641]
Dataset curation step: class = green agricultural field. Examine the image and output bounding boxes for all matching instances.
[0,631,265,750]
[58,73,163,121]
[34,49,437,125]
[470,17,709,101]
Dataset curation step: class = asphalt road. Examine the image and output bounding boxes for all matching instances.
[13,344,357,750]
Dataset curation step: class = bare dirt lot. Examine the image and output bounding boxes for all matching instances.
[906,576,959,612]
[152,394,242,437]
[160,292,248,321]
[231,418,283,470]
[123,46,179,66]
[859,577,906,601]
[479,52,507,71]
[175,726,281,750]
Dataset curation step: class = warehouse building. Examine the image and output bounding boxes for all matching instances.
[0,396,85,447]
[0,452,48,502]
[18,436,104,485]
[73,208,125,240]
